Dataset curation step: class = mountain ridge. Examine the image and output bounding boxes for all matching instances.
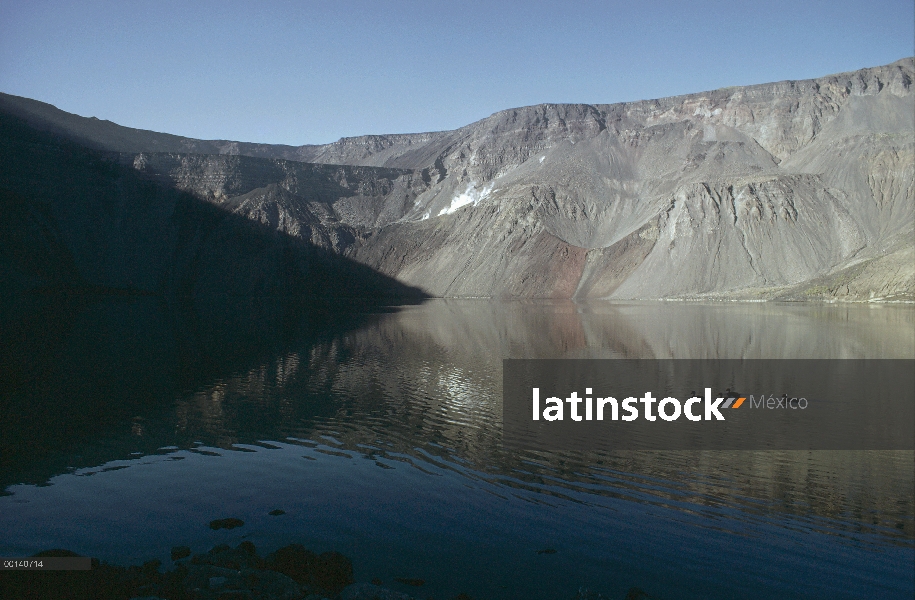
[2,57,911,165]
[2,58,912,301]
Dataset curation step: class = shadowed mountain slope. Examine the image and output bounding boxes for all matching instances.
[0,112,427,304]
[3,58,912,300]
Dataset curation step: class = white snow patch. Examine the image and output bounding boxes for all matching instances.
[441,182,494,215]
[539,156,545,163]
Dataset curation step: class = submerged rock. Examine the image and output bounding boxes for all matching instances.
[265,544,354,595]
[209,517,245,530]
[191,542,265,571]
[182,563,301,600]
[170,546,192,561]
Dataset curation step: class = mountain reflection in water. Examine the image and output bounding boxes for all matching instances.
[1,298,913,600]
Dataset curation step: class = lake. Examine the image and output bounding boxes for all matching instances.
[1,297,913,599]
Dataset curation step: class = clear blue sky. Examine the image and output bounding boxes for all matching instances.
[1,0,912,145]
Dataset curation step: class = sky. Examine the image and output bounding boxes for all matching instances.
[1,0,913,145]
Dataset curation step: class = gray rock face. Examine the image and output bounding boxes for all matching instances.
[342,58,914,300]
[3,58,912,300]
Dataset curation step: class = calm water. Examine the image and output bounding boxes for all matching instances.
[1,297,913,599]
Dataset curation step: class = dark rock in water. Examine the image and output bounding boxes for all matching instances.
[209,517,245,530]
[191,542,266,571]
[394,577,425,586]
[265,544,354,596]
[171,545,192,561]
[536,548,558,554]
[269,509,286,516]
[205,544,231,555]
[141,559,161,576]
[312,550,355,595]
[371,578,384,585]
[625,587,663,600]
[265,544,315,583]
[237,541,257,556]
[181,562,301,600]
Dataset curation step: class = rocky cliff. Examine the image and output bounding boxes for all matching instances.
[2,58,912,300]
[343,58,914,300]
[0,113,425,305]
